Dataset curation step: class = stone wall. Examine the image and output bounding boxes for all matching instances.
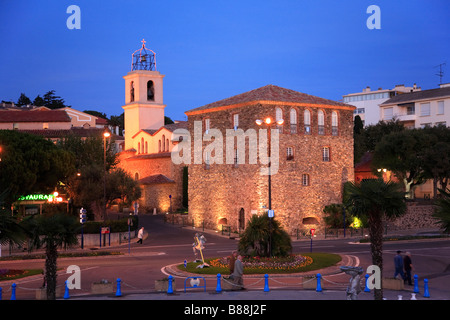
[117,152,185,213]
[389,203,439,230]
[187,102,355,234]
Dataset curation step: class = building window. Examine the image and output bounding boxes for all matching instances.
[166,138,169,152]
[145,141,148,154]
[147,80,155,101]
[276,107,283,133]
[286,147,294,161]
[437,101,444,115]
[158,140,161,152]
[290,109,297,133]
[135,172,139,181]
[322,147,330,162]
[383,107,393,120]
[138,142,141,154]
[304,109,311,134]
[233,113,239,130]
[162,135,165,152]
[318,110,325,135]
[421,103,430,116]
[331,111,338,136]
[302,174,310,186]
[204,118,210,133]
[141,138,144,154]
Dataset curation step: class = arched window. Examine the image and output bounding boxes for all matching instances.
[134,172,139,181]
[290,108,297,133]
[332,111,338,136]
[276,107,283,133]
[304,109,311,134]
[166,138,169,152]
[318,110,325,135]
[141,138,144,154]
[162,135,165,152]
[147,80,155,101]
[137,142,140,154]
[130,81,135,102]
[145,141,148,153]
[158,140,161,153]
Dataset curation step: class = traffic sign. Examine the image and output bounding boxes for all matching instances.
[268,210,274,218]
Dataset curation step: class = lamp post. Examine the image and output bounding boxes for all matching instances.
[103,131,111,221]
[255,117,283,257]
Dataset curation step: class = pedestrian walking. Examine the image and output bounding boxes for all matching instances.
[137,227,144,244]
[403,252,414,285]
[394,250,405,280]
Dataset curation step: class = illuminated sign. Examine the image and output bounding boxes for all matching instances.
[17,194,63,202]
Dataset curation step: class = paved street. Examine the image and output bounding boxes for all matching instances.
[1,214,449,302]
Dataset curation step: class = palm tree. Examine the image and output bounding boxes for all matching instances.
[0,191,28,250]
[238,213,292,257]
[27,213,80,300]
[344,178,406,300]
[433,188,450,233]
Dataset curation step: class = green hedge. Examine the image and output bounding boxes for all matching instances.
[80,216,139,234]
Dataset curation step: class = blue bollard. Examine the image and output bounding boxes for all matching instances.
[167,275,174,294]
[413,275,419,293]
[116,278,122,297]
[364,274,370,292]
[64,280,70,299]
[0,286,2,300]
[423,278,430,298]
[11,283,16,300]
[264,274,270,292]
[216,274,222,293]
[316,273,322,292]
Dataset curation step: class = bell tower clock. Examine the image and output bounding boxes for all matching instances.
[122,39,166,150]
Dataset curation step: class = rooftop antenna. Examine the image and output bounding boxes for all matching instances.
[435,63,446,84]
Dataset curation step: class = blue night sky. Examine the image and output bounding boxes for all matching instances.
[0,0,449,122]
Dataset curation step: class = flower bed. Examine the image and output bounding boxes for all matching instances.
[178,253,341,275]
[210,254,313,274]
[0,269,42,281]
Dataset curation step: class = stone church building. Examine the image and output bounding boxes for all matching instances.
[118,41,355,233]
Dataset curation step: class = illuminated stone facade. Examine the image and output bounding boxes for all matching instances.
[185,85,355,234]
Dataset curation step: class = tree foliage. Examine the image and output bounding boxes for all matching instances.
[433,188,450,233]
[0,130,75,206]
[238,213,292,257]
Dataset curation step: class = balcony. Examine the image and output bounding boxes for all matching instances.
[395,113,416,122]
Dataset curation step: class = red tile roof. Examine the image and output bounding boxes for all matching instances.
[0,110,71,122]
[185,84,353,114]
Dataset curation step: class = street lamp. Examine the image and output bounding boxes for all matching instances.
[255,116,283,257]
[103,131,111,220]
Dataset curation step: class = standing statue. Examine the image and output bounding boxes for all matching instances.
[340,266,364,300]
[192,233,209,268]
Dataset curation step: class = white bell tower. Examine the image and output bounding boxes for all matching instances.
[122,39,166,150]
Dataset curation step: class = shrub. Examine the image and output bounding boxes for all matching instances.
[238,213,292,257]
